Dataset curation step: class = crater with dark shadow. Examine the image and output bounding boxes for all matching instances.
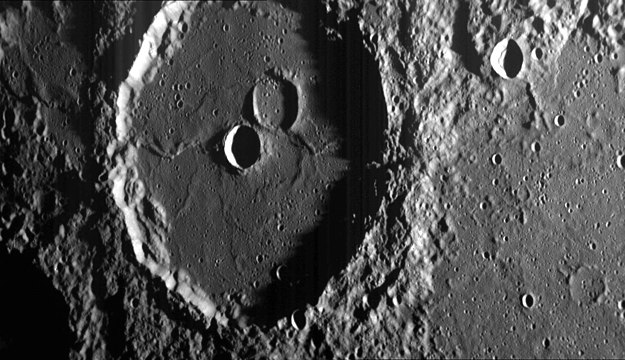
[224,125,261,170]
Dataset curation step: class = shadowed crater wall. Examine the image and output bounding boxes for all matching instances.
[248,2,388,325]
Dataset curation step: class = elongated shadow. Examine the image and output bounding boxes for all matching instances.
[248,1,388,326]
[241,87,256,126]
[277,75,299,131]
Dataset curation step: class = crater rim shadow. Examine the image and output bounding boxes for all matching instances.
[204,128,244,176]
[277,76,298,131]
[241,87,256,126]
[245,1,388,327]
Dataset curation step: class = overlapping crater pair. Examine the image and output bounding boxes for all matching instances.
[220,74,298,171]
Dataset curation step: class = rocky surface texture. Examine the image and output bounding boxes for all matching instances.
[1,0,625,359]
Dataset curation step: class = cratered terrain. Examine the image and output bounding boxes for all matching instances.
[1,0,625,359]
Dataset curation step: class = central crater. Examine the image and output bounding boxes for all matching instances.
[132,1,386,324]
[224,125,261,170]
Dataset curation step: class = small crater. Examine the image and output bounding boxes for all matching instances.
[521,293,535,308]
[616,154,625,169]
[252,75,299,131]
[531,141,541,153]
[594,53,603,64]
[223,125,261,170]
[274,264,290,282]
[491,153,503,165]
[291,309,307,330]
[554,114,565,127]
[542,338,550,348]
[490,38,523,79]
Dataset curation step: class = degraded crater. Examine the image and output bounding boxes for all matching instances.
[127,1,386,325]
[569,265,606,306]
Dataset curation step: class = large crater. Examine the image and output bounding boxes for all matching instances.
[127,1,386,324]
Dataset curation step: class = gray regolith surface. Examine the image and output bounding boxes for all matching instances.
[1,0,625,359]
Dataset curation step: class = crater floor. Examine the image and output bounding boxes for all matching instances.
[1,0,625,359]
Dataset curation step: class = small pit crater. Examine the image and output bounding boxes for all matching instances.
[554,114,565,127]
[491,153,503,165]
[531,141,541,153]
[569,266,606,306]
[521,293,535,309]
[616,154,625,169]
[291,309,307,330]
